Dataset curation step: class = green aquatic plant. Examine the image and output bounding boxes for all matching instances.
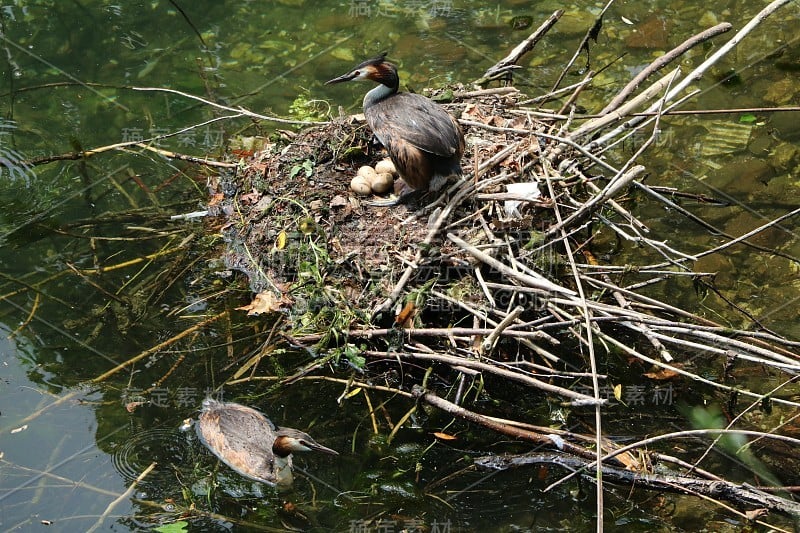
[288,91,329,123]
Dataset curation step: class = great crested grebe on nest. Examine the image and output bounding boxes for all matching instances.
[326,52,465,203]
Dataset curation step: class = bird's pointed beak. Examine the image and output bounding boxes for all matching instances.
[309,441,339,455]
[325,71,356,85]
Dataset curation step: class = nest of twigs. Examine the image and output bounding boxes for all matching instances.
[214,4,800,521]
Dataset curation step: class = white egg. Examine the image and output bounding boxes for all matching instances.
[374,159,397,176]
[370,172,394,194]
[350,175,372,196]
[357,165,378,181]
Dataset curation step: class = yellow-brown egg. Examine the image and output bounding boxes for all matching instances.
[350,175,371,195]
[370,172,394,194]
[375,159,397,176]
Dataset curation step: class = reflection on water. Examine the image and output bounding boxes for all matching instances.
[110,427,192,484]
[0,0,798,530]
[0,331,130,530]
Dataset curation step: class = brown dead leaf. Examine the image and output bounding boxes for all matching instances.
[499,157,521,173]
[125,401,146,413]
[433,432,457,441]
[744,508,768,521]
[643,368,680,380]
[240,189,261,205]
[616,450,644,472]
[506,115,528,130]
[462,103,480,118]
[395,301,416,328]
[330,195,348,208]
[250,162,267,173]
[582,249,600,266]
[236,291,289,315]
[488,115,505,127]
[207,192,224,207]
[462,103,495,125]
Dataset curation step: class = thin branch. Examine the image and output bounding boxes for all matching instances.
[132,85,327,125]
[588,0,795,150]
[601,23,733,114]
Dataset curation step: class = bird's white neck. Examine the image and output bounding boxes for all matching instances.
[363,83,396,109]
[274,454,294,486]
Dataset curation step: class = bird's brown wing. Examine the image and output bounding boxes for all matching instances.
[368,93,463,159]
[223,407,274,438]
[377,136,433,190]
[197,405,277,483]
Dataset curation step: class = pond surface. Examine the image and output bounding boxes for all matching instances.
[1,1,799,531]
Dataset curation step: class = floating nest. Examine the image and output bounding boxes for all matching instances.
[221,84,555,317]
[217,76,654,366]
[211,6,800,519]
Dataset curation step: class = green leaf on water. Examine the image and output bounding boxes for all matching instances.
[155,522,188,533]
[739,113,757,123]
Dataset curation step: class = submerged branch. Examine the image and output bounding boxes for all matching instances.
[601,22,733,114]
[478,9,564,85]
[477,451,800,520]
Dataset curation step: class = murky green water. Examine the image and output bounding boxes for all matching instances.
[1,1,798,531]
